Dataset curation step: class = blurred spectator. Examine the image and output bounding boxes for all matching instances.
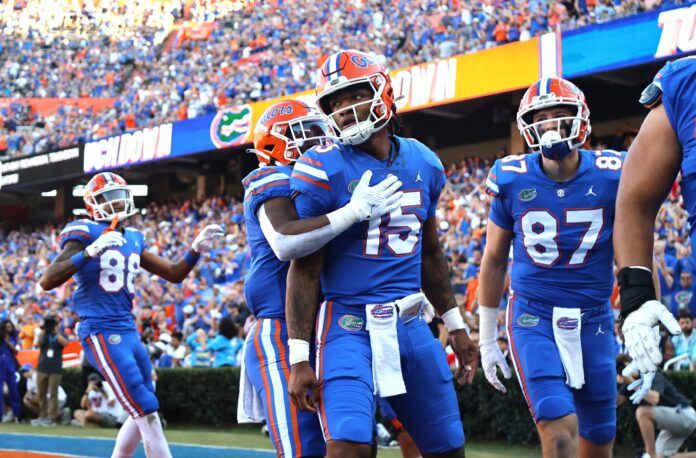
[0,320,20,423]
[618,365,696,458]
[31,314,68,426]
[671,309,696,370]
[21,363,69,425]
[71,373,126,428]
[207,317,243,368]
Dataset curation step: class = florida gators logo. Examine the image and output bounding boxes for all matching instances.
[350,55,376,68]
[371,305,394,320]
[556,317,579,330]
[210,105,252,148]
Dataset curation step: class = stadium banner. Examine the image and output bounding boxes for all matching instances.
[562,4,696,78]
[0,146,82,189]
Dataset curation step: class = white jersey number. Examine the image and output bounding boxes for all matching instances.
[521,208,604,266]
[99,251,140,294]
[365,190,422,256]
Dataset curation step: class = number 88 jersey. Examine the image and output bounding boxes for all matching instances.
[486,149,625,307]
[59,219,143,333]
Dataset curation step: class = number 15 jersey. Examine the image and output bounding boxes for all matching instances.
[486,149,625,307]
[290,137,446,308]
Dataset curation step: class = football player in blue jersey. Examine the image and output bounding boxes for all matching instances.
[478,77,626,457]
[239,99,403,457]
[613,57,694,401]
[39,172,224,458]
[285,49,478,458]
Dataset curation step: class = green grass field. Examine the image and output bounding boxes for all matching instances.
[0,423,543,457]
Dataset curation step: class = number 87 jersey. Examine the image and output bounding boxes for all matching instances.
[59,219,143,334]
[486,149,625,307]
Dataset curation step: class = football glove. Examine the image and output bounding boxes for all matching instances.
[349,170,403,221]
[480,339,512,393]
[622,301,680,374]
[85,231,126,258]
[192,224,225,253]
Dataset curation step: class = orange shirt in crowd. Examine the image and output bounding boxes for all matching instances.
[19,322,38,349]
[465,278,479,312]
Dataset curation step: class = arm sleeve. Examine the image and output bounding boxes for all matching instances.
[59,220,94,248]
[488,196,514,231]
[428,168,447,219]
[258,204,336,261]
[244,168,294,216]
[290,152,334,215]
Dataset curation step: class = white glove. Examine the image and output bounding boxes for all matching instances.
[192,224,225,253]
[85,231,125,258]
[480,339,512,393]
[349,170,403,221]
[622,300,681,373]
[623,362,656,405]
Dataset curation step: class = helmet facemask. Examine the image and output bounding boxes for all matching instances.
[85,186,136,222]
[517,96,590,160]
[317,76,392,146]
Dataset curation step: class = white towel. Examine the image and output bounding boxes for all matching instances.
[237,324,264,423]
[366,303,407,397]
[552,307,585,389]
[395,292,426,323]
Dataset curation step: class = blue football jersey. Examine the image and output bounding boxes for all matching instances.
[651,57,696,241]
[486,149,626,306]
[242,165,294,319]
[59,220,145,333]
[290,136,446,307]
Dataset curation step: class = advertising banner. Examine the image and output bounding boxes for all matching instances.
[562,4,696,78]
[0,146,82,189]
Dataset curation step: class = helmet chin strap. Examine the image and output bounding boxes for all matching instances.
[539,130,574,160]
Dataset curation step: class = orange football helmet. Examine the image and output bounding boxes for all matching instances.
[517,77,591,159]
[83,172,136,222]
[249,100,332,165]
[315,49,395,145]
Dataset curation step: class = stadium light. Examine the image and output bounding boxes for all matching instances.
[72,185,85,197]
[41,190,57,197]
[130,185,149,197]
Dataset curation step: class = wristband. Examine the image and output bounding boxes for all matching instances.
[288,339,310,365]
[71,252,88,269]
[478,304,500,345]
[442,308,466,332]
[326,204,361,236]
[618,266,656,320]
[184,250,200,266]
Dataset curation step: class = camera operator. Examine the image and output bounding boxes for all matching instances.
[72,373,125,428]
[33,314,67,426]
[0,321,20,423]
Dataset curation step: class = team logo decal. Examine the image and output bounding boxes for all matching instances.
[518,188,537,202]
[371,305,394,320]
[348,179,360,193]
[108,334,122,345]
[210,104,252,148]
[556,317,579,330]
[517,313,539,328]
[338,314,364,331]
[350,55,376,68]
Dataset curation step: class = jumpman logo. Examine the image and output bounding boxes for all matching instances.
[415,171,423,183]
[586,185,597,197]
[595,324,605,335]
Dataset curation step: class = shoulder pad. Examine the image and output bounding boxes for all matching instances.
[639,81,662,109]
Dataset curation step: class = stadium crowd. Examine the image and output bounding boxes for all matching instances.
[0,0,683,157]
[2,133,696,382]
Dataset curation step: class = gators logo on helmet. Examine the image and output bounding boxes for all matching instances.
[210,105,253,148]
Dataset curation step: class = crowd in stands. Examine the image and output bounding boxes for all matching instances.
[2,131,695,379]
[0,0,683,158]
